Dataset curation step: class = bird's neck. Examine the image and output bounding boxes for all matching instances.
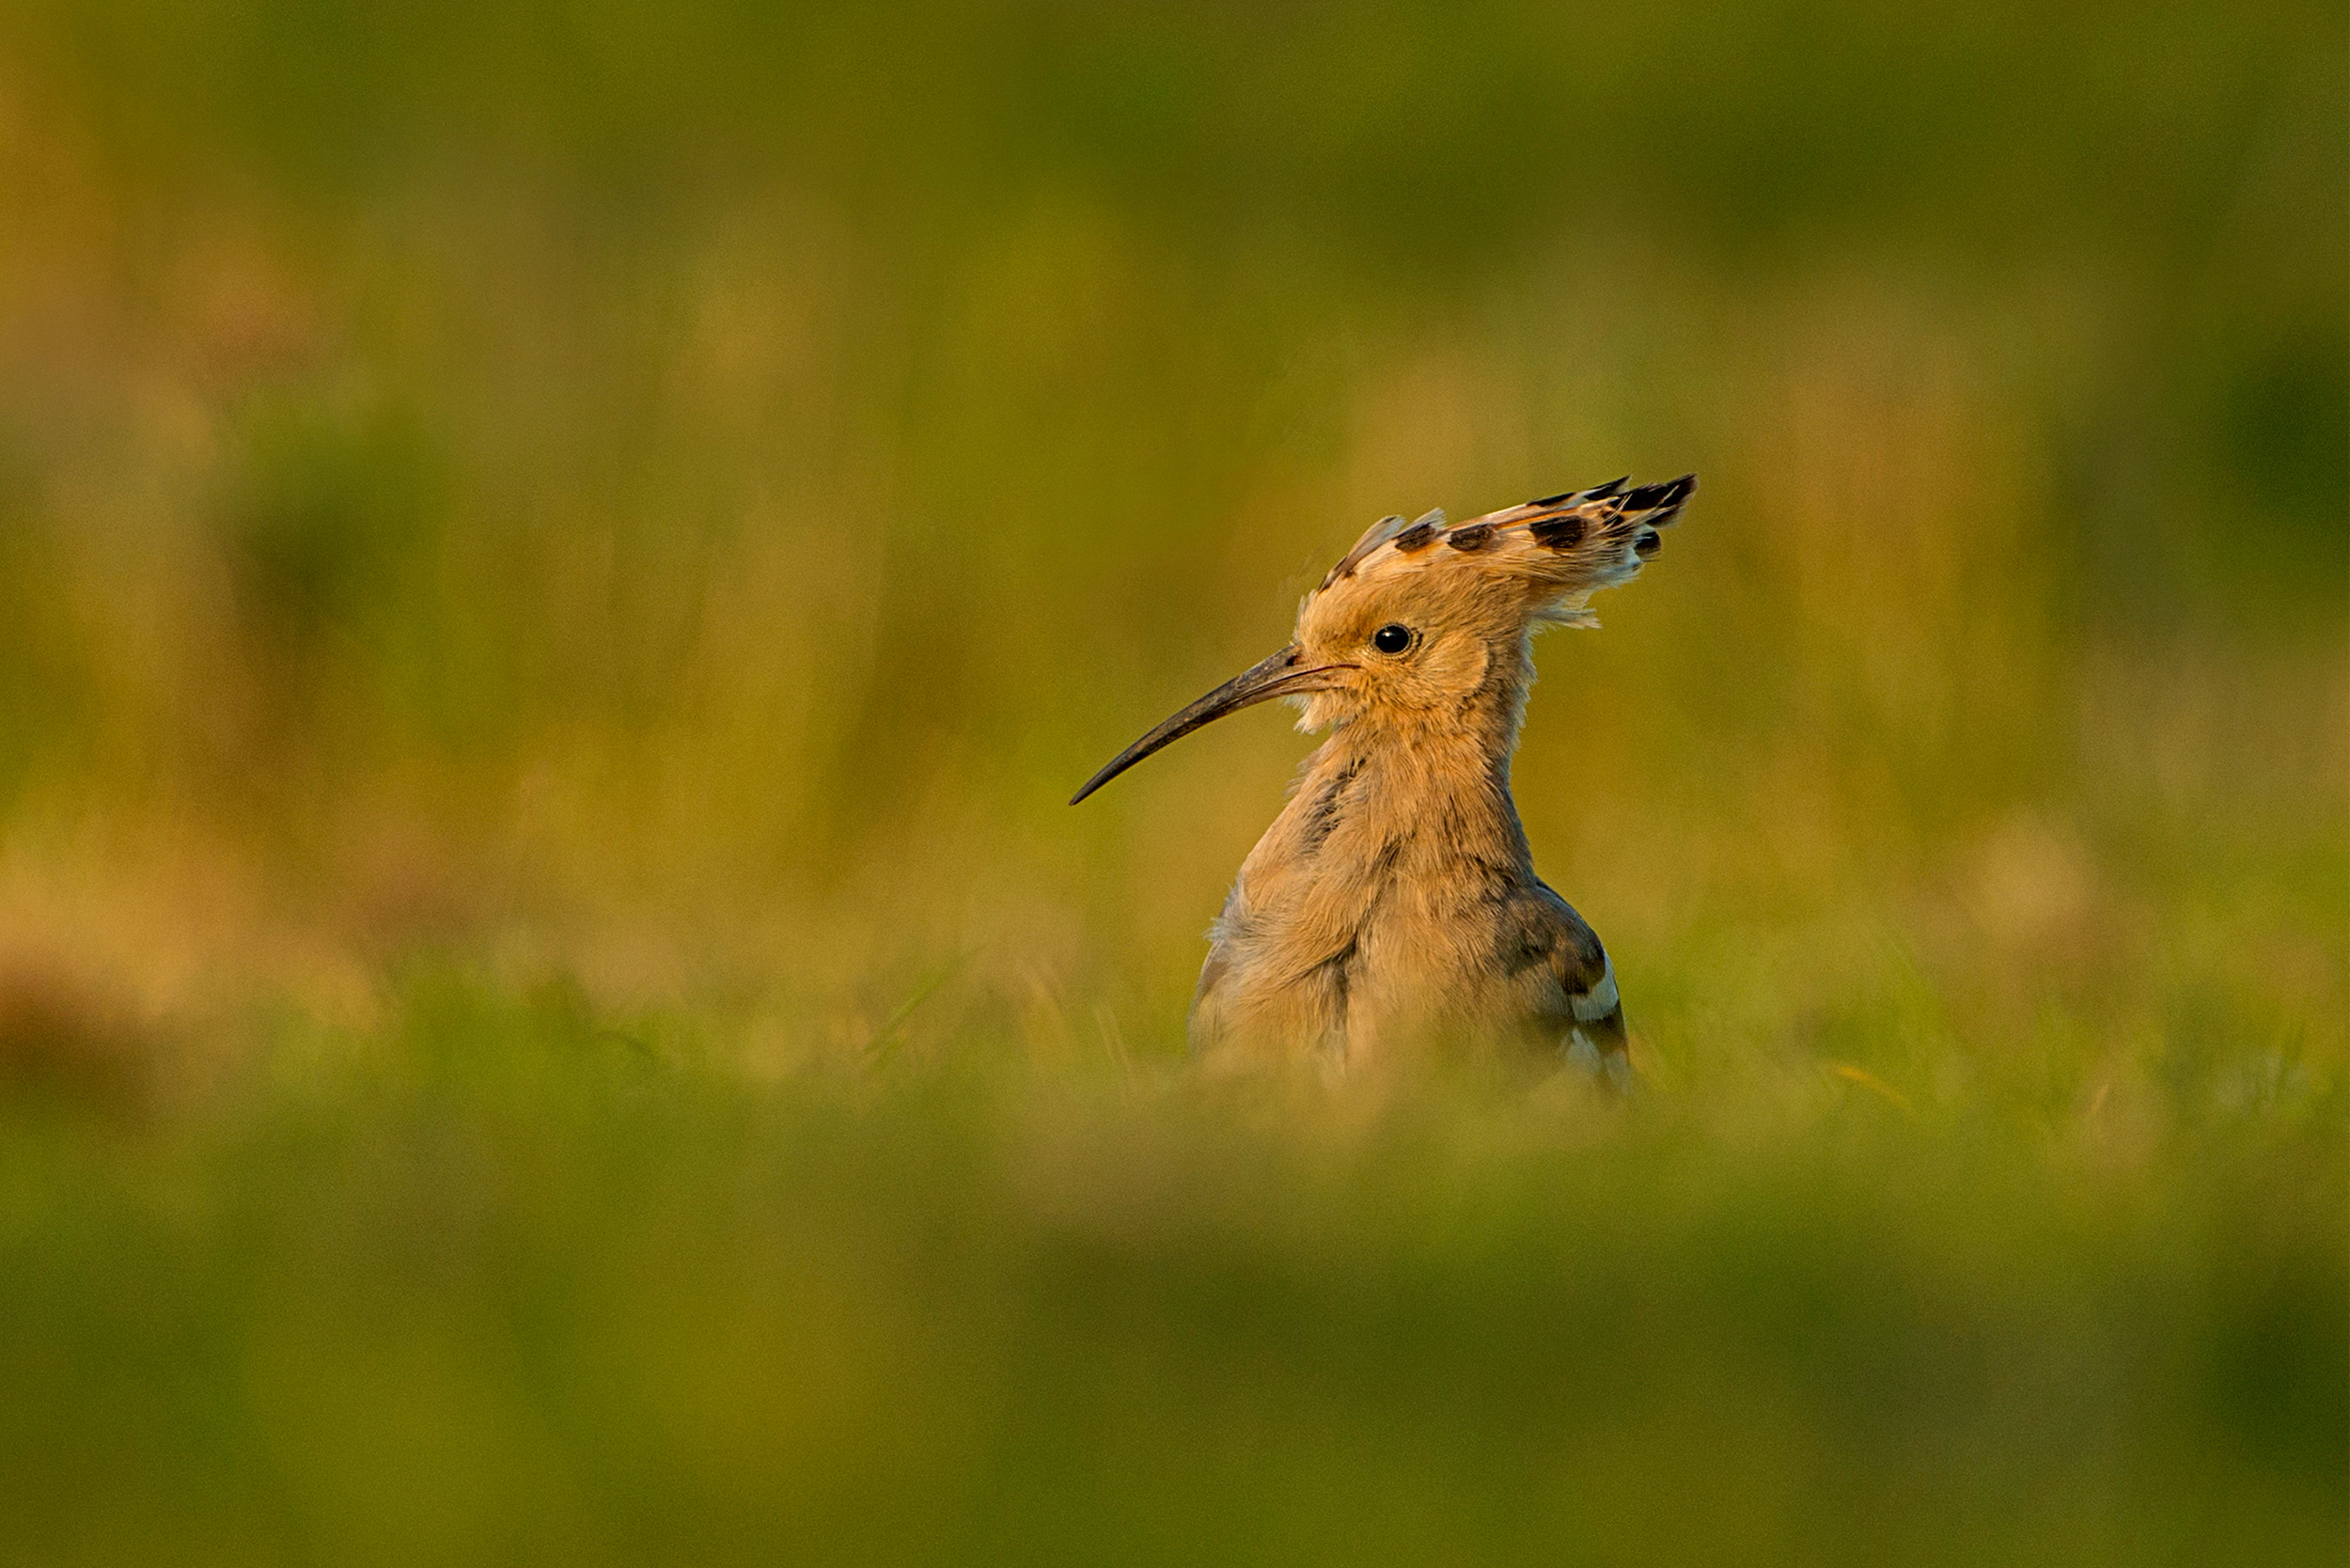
[1242,665,1539,920]
[1296,715,1530,874]
[1198,663,1543,1056]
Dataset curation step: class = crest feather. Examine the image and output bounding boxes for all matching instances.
[1321,513,1407,588]
[1324,474,1696,625]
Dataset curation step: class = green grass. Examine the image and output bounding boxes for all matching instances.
[0,970,2340,1567]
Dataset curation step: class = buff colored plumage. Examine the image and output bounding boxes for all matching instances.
[1073,474,1695,1078]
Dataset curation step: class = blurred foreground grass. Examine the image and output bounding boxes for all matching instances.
[0,967,2342,1567]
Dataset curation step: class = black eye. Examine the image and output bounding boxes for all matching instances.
[1372,623,1413,655]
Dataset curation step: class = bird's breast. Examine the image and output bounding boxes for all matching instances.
[1190,846,1556,1065]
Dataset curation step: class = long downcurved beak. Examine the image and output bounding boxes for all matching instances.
[1070,645,1355,805]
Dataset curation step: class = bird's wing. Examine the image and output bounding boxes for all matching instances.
[1528,880,1635,1090]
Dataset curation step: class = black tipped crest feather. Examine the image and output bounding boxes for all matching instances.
[1289,475,1702,615]
[1321,472,1698,633]
[1529,513,1586,550]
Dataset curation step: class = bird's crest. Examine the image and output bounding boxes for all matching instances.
[1311,474,1695,630]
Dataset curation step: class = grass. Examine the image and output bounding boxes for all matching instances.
[0,967,2340,1567]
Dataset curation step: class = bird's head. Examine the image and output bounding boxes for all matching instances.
[1071,475,1693,803]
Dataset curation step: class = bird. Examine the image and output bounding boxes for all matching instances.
[1072,473,1694,1080]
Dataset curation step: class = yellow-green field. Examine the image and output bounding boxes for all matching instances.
[0,1,2342,1561]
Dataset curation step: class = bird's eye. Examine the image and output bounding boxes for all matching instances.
[1372,623,1414,655]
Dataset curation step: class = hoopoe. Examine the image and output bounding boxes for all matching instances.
[1074,475,1694,1079]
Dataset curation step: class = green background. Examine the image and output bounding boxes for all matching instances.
[0,2,2342,1561]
